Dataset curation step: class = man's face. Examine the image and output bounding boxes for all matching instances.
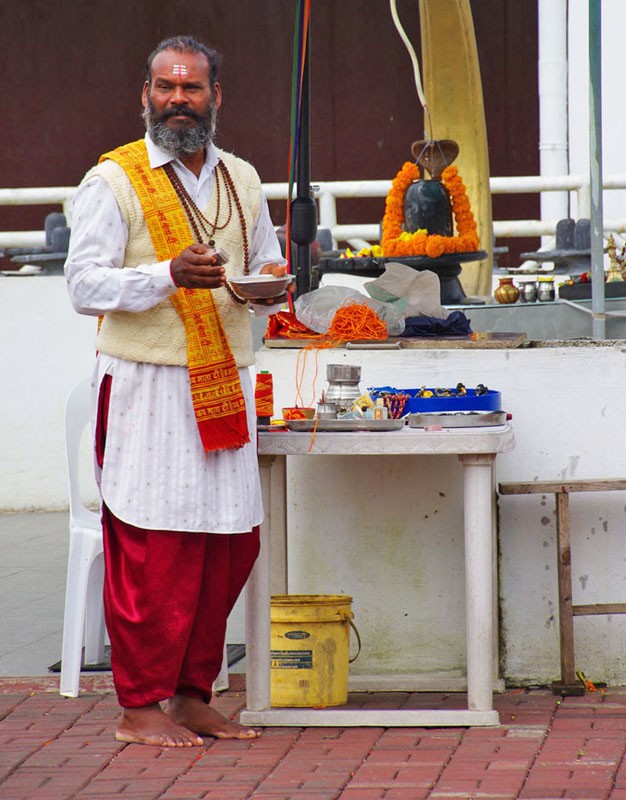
[142,49,222,157]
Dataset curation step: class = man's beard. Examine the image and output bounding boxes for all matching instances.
[143,97,218,157]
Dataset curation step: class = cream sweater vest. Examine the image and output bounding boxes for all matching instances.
[90,148,262,367]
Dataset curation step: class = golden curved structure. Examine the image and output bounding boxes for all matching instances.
[419,0,493,297]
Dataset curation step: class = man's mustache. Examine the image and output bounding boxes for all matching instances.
[159,106,204,122]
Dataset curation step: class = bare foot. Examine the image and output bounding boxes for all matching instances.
[167,695,260,739]
[115,703,204,747]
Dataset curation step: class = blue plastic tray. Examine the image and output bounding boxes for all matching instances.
[369,387,502,414]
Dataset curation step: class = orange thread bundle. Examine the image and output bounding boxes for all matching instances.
[325,301,388,343]
[254,371,274,419]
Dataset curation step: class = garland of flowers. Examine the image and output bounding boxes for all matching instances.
[381,162,480,258]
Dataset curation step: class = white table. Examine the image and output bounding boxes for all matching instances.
[241,424,515,728]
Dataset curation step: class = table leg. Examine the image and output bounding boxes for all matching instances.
[245,454,285,711]
[269,455,288,594]
[459,453,497,713]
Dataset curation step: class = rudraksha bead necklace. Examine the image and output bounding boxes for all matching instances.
[164,160,250,304]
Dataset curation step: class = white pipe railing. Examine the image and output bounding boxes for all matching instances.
[2,175,626,251]
[0,187,75,248]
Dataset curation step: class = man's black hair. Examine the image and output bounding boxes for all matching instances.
[145,36,223,87]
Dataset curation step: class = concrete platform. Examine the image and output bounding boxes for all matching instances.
[0,512,69,677]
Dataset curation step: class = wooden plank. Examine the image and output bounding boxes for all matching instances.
[499,479,626,495]
[573,603,626,616]
[398,332,527,350]
[556,492,576,686]
[264,332,527,350]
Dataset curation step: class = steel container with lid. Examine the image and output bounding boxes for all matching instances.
[325,364,362,405]
[520,281,538,302]
[537,277,555,302]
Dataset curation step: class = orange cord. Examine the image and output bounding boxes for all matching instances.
[308,416,320,451]
[293,300,388,407]
[294,346,319,408]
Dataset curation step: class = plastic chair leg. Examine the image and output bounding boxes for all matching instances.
[212,643,230,693]
[60,535,91,697]
[84,554,106,665]
[60,527,104,697]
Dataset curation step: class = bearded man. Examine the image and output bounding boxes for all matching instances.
[65,35,289,746]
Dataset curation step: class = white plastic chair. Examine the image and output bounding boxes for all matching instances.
[60,377,106,697]
[59,377,229,697]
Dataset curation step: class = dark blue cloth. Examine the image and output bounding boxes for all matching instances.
[401,310,473,338]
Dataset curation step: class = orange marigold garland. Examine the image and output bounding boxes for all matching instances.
[381,163,480,257]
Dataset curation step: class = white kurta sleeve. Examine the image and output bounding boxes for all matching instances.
[65,176,177,316]
[248,194,287,273]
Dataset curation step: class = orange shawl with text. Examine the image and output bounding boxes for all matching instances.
[100,140,249,452]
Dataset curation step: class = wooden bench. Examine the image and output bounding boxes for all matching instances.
[498,479,626,695]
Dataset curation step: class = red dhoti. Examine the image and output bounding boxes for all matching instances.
[96,374,260,708]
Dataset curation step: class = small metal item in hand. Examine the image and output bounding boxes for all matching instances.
[208,246,229,265]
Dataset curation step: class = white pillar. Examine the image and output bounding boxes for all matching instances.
[538,0,570,242]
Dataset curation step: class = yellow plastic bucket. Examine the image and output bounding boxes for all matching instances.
[270,594,360,707]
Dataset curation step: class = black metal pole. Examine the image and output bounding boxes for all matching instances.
[290,25,316,296]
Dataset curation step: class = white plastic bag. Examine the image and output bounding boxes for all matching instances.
[294,285,405,336]
[364,263,448,320]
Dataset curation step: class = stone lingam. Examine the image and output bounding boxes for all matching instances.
[404,139,459,236]
[316,138,487,305]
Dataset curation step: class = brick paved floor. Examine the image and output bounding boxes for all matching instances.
[2,675,626,799]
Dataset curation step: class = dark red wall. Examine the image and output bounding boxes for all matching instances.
[0,0,538,264]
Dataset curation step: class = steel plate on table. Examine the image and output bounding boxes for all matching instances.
[285,418,405,432]
[408,411,508,428]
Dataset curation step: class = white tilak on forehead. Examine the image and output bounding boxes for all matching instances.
[172,64,188,76]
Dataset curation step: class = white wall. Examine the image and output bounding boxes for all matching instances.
[0,276,97,511]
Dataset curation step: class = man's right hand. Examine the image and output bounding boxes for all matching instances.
[170,244,227,289]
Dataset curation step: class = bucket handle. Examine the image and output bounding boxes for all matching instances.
[342,615,362,663]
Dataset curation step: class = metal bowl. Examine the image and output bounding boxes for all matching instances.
[229,274,294,300]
